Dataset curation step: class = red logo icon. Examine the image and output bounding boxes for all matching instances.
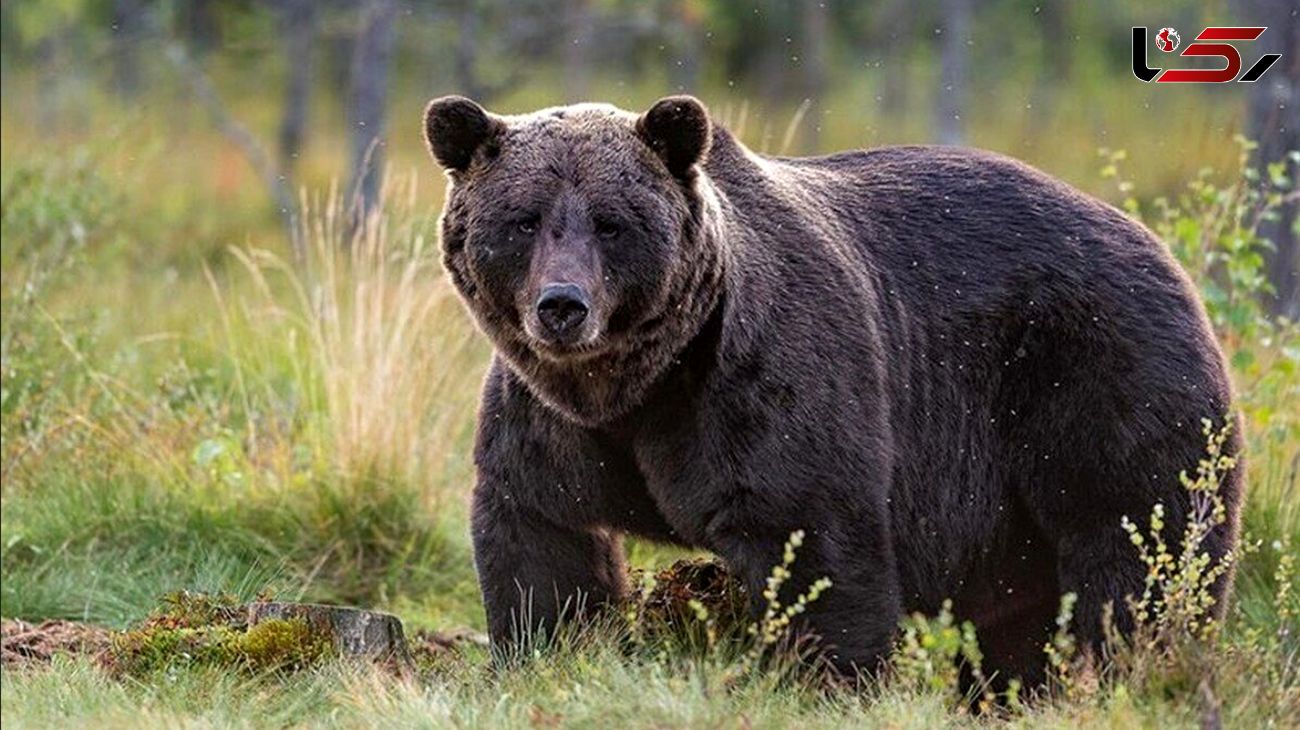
[1155,28,1180,52]
[1133,26,1281,83]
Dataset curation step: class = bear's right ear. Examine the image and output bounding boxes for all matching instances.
[637,95,712,180]
[423,95,503,172]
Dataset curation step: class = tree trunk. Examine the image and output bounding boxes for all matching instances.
[799,0,830,152]
[162,40,303,261]
[35,36,60,132]
[670,0,702,94]
[562,0,592,102]
[1244,0,1299,318]
[934,0,971,145]
[347,0,399,223]
[181,0,220,58]
[325,32,355,96]
[455,0,487,100]
[111,0,144,98]
[1030,0,1071,122]
[244,602,409,663]
[876,0,912,118]
[278,0,317,175]
[451,0,527,104]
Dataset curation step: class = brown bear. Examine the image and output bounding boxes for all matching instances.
[421,94,1242,684]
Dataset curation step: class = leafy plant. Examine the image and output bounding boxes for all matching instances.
[1099,141,1300,445]
[1120,420,1241,643]
[736,529,833,677]
[893,598,995,711]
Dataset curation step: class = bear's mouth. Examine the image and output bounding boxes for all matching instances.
[523,326,609,363]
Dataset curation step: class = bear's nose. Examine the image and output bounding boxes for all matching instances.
[536,283,590,336]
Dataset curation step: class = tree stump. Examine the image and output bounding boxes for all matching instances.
[244,602,410,664]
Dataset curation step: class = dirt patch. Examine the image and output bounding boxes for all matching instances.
[405,627,489,676]
[1,618,112,669]
[411,627,489,655]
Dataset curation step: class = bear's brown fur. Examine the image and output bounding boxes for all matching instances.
[422,95,1242,684]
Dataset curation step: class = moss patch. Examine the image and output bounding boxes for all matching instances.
[108,591,334,676]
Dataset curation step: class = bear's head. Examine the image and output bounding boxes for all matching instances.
[423,95,726,425]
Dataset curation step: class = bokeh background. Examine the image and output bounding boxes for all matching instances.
[0,2,1297,726]
[1,0,1295,303]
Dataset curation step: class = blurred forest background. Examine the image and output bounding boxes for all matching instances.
[1,2,1298,726]
[1,0,1296,312]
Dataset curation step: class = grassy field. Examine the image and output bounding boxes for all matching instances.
[1,74,1297,728]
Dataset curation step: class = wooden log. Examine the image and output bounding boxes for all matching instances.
[244,602,410,664]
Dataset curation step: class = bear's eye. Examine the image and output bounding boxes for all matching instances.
[516,218,539,235]
[594,220,622,240]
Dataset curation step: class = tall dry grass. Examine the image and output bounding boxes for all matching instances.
[221,172,486,504]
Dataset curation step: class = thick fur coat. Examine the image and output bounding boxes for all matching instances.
[422,95,1242,684]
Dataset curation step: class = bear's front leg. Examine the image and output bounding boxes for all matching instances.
[707,506,901,677]
[471,477,629,653]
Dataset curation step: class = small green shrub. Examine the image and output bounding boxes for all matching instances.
[746,531,834,654]
[1120,420,1240,642]
[1043,592,1080,700]
[893,600,987,702]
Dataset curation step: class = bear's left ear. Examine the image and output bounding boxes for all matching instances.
[637,96,712,180]
[423,95,504,173]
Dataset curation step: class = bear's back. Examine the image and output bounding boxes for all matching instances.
[703,135,1197,335]
[700,133,1228,497]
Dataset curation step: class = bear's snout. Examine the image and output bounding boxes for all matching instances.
[536,283,590,338]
